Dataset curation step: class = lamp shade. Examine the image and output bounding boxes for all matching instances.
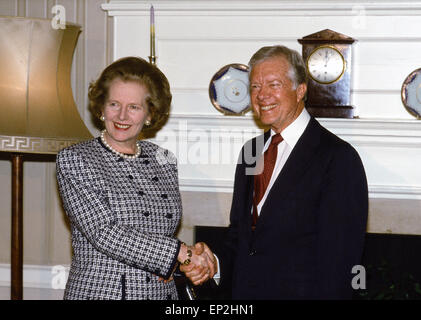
[0,16,92,154]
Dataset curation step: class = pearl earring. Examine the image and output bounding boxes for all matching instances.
[100,115,105,121]
[145,120,151,126]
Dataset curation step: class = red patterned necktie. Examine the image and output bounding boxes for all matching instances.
[252,133,284,230]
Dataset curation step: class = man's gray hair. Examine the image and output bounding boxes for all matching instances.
[248,45,308,89]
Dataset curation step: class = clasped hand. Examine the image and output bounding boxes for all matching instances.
[178,242,217,286]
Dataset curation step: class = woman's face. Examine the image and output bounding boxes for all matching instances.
[102,78,151,152]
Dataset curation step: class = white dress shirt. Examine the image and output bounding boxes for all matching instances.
[256,107,311,215]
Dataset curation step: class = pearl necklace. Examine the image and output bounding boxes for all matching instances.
[100,130,141,159]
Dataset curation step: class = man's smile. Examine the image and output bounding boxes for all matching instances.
[260,104,278,111]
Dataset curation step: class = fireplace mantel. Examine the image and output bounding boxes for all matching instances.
[102,0,421,201]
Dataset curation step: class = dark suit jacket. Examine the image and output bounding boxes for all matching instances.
[217,117,368,300]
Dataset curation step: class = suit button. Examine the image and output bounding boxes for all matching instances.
[152,176,158,182]
[138,190,144,196]
[128,175,134,180]
[161,193,168,199]
[165,213,173,219]
[249,250,256,256]
[143,211,150,217]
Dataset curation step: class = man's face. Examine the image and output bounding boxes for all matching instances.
[250,56,306,133]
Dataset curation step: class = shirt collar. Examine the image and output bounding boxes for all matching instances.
[270,107,311,149]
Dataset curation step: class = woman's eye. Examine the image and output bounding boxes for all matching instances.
[129,104,141,110]
[108,102,119,107]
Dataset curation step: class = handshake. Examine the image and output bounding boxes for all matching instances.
[177,242,217,286]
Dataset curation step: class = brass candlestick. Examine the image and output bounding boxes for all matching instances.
[148,55,157,65]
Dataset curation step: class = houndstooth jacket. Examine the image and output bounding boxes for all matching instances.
[56,137,182,300]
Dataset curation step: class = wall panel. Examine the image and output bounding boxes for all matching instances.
[0,0,17,15]
[0,0,110,270]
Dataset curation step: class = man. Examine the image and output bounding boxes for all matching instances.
[183,45,368,300]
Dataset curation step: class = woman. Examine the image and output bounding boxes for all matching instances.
[56,57,213,300]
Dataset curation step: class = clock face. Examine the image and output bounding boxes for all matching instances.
[307,46,345,84]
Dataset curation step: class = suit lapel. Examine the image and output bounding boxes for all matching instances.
[257,118,323,224]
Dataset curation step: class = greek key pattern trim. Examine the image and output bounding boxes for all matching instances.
[0,135,83,154]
